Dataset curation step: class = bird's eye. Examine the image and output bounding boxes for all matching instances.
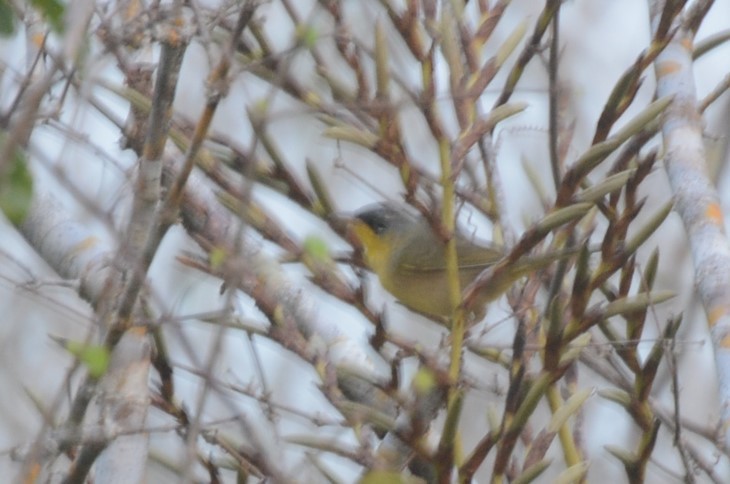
[370,220,387,234]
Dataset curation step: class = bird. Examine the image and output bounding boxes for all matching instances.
[347,203,574,319]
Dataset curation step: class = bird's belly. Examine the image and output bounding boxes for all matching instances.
[381,269,483,317]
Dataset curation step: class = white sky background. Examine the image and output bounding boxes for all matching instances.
[1,0,730,482]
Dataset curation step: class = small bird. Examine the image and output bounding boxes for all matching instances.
[347,203,572,319]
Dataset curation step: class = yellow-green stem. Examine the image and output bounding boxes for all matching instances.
[440,137,462,382]
[440,132,466,476]
[546,385,582,469]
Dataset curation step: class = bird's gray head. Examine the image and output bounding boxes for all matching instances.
[354,203,417,236]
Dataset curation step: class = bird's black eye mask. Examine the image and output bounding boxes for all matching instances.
[354,203,419,236]
[356,209,392,235]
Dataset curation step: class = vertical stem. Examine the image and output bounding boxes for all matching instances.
[546,385,582,467]
[439,133,468,478]
[439,136,463,383]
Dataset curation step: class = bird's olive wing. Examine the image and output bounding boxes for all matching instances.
[396,232,504,273]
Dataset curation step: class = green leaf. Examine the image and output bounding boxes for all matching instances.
[31,0,65,32]
[0,147,33,225]
[0,0,16,36]
[412,368,437,395]
[296,25,318,49]
[303,236,330,262]
[209,246,228,270]
[64,340,111,378]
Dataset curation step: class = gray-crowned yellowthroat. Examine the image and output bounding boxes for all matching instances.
[348,203,573,318]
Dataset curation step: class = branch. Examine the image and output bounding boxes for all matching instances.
[649,0,730,449]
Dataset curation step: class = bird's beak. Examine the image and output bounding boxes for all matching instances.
[327,211,362,249]
[328,211,352,233]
